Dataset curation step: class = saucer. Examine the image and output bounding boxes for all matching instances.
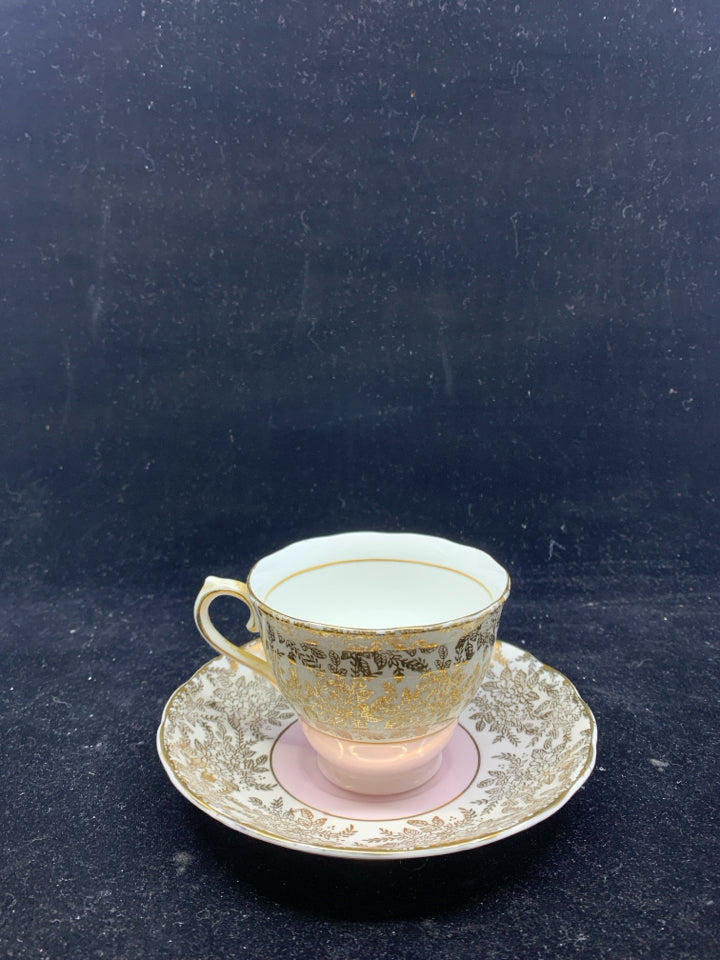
[157,641,597,859]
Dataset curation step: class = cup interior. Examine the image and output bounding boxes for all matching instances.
[248,532,509,630]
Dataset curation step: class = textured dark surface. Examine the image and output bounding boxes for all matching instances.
[3,570,718,959]
[1,0,718,956]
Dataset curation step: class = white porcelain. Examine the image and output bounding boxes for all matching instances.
[157,640,597,860]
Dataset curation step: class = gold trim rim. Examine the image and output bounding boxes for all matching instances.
[247,548,511,637]
[248,575,511,638]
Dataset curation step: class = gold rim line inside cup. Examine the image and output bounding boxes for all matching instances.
[240,532,510,636]
[265,557,493,606]
[248,568,511,637]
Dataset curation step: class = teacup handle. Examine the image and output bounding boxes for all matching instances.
[194,576,276,685]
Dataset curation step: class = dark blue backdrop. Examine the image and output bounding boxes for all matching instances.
[2,0,717,588]
[1,2,718,958]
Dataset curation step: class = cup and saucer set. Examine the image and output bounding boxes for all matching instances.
[157,533,597,860]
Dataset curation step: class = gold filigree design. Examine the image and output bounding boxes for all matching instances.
[366,808,480,847]
[263,614,498,673]
[158,641,596,858]
[280,666,378,733]
[273,653,492,740]
[258,611,499,740]
[367,660,491,732]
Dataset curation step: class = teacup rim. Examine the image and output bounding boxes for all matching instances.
[245,530,511,636]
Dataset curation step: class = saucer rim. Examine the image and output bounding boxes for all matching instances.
[156,641,597,860]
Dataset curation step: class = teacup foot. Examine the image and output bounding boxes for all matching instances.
[299,720,458,796]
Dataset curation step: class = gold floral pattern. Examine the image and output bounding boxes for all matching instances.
[158,641,596,858]
[264,618,496,678]
[276,655,492,740]
[259,610,500,741]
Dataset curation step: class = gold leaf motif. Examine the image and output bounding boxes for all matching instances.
[158,643,596,856]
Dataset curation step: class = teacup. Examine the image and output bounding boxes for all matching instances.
[194,532,510,795]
